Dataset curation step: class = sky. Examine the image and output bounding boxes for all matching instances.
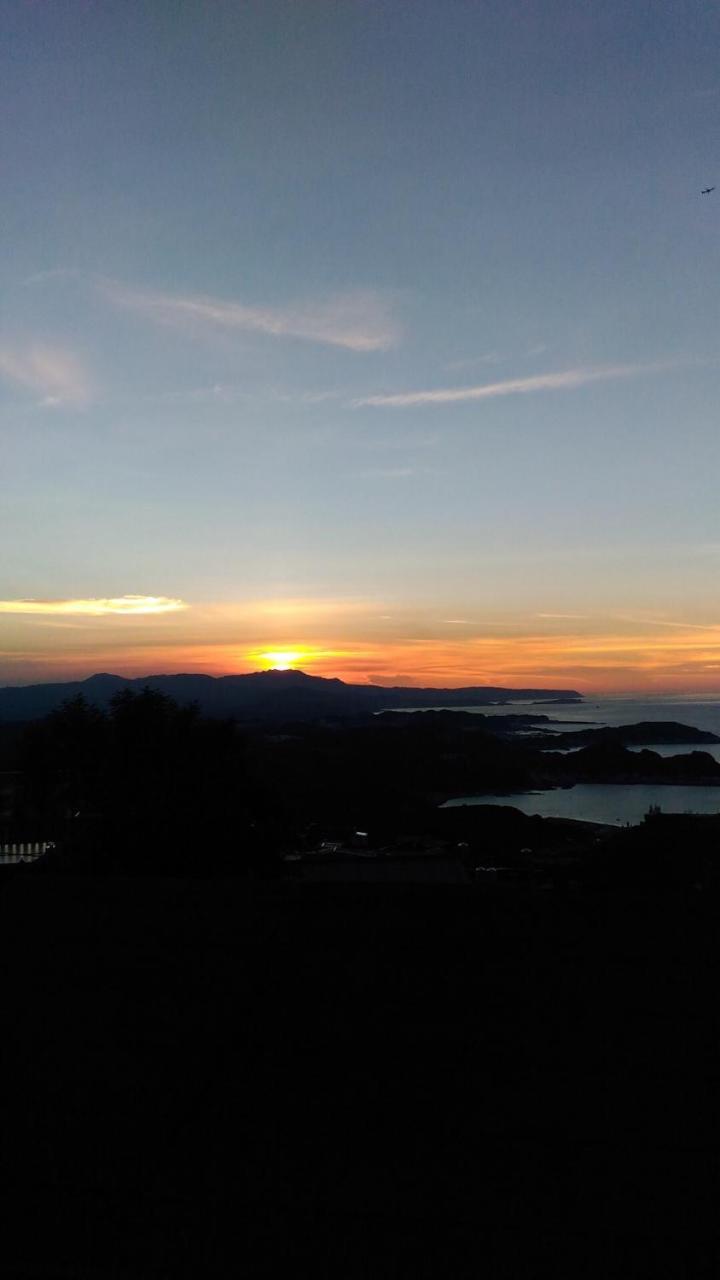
[2,0,720,692]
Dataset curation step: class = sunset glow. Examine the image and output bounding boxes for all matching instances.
[5,600,720,692]
[255,650,305,671]
[2,5,720,697]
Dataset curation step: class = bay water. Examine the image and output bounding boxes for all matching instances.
[424,695,720,825]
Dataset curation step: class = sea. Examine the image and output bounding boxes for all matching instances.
[419,695,720,826]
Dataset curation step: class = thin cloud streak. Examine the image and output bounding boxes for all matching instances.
[0,596,187,617]
[353,361,683,408]
[102,279,399,352]
[0,344,93,406]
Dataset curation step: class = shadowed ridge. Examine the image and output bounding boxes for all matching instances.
[0,669,583,722]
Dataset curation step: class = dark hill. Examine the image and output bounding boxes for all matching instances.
[544,721,720,749]
[0,670,582,722]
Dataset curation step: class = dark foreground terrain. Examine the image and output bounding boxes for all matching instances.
[1,691,718,1276]
[2,871,717,1278]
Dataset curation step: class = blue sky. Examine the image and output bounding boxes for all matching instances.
[2,0,720,689]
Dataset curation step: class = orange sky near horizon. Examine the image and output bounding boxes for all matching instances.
[3,596,720,693]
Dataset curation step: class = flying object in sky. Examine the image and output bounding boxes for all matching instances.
[701,186,715,194]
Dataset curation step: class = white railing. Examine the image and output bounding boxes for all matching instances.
[0,842,55,864]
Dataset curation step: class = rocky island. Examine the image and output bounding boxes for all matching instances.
[538,721,720,750]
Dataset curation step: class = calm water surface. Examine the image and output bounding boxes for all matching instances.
[442,784,720,827]
[429,696,720,825]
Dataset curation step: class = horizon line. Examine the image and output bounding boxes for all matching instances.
[0,667,586,693]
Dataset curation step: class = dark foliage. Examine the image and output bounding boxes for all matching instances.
[10,690,254,873]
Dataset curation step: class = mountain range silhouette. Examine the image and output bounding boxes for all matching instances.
[0,669,582,721]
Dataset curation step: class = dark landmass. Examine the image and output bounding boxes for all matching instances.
[373,710,720,787]
[0,668,582,722]
[376,708,720,750]
[3,832,719,1275]
[376,707,568,730]
[3,695,719,877]
[541,720,720,749]
[540,743,720,787]
[532,696,585,704]
[2,690,719,1275]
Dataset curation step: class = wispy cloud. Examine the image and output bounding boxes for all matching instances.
[352,361,680,408]
[102,279,399,352]
[0,596,187,617]
[0,344,93,406]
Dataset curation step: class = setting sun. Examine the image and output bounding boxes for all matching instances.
[256,650,304,670]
